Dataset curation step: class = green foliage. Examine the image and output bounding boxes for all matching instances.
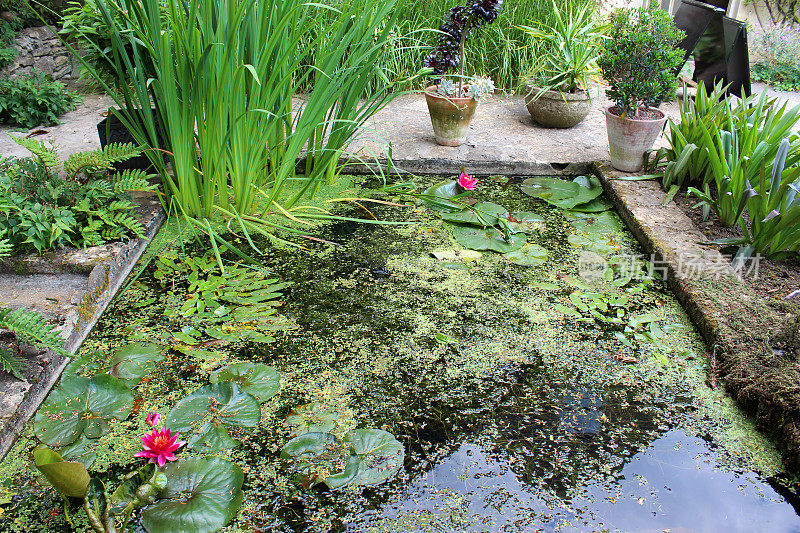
[750,22,800,91]
[60,0,138,87]
[0,72,79,129]
[0,140,152,253]
[154,255,294,344]
[2,0,69,25]
[518,0,608,95]
[0,20,21,70]
[687,91,800,227]
[653,81,730,191]
[597,0,684,118]
[281,428,404,490]
[0,306,69,379]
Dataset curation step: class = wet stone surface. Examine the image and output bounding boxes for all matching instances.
[1,177,798,532]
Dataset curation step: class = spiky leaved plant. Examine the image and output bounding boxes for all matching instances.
[424,0,502,96]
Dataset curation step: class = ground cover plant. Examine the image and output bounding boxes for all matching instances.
[0,137,152,254]
[1,175,794,532]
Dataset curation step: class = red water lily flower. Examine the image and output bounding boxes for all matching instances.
[458,171,477,190]
[135,427,186,467]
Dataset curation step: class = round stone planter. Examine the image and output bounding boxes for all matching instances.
[524,86,591,128]
[604,106,667,172]
[424,86,478,147]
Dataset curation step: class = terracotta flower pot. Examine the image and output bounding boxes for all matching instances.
[424,85,478,147]
[524,85,591,128]
[604,106,666,172]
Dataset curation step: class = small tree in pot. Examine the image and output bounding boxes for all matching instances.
[423,0,502,147]
[598,1,684,172]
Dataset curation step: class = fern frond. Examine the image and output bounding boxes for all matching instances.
[0,349,26,380]
[0,307,69,358]
[64,151,114,179]
[113,169,156,194]
[10,136,60,178]
[102,142,141,163]
[109,211,144,236]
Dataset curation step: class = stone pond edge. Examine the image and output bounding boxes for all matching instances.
[0,201,165,460]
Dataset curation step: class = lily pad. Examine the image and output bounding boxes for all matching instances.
[58,435,98,468]
[503,243,548,266]
[165,382,260,451]
[34,375,134,447]
[520,176,603,209]
[504,212,546,234]
[568,197,612,213]
[423,181,465,212]
[451,225,525,253]
[33,447,90,498]
[567,233,620,256]
[345,429,405,486]
[441,202,508,227]
[106,343,164,384]
[564,211,623,234]
[281,432,357,489]
[210,363,280,403]
[284,402,345,437]
[141,457,243,533]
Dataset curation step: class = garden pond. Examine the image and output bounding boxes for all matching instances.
[1,175,800,533]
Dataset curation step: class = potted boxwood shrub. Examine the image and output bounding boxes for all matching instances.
[423,0,502,146]
[598,1,684,172]
[518,0,607,129]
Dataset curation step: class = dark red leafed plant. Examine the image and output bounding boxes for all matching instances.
[424,0,503,96]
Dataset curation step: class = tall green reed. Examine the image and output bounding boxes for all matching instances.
[63,0,406,254]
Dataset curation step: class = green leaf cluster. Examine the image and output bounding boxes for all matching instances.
[155,255,293,344]
[0,139,153,253]
[0,306,69,380]
[0,72,79,129]
[597,0,684,117]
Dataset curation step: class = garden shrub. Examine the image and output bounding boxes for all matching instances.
[0,139,153,254]
[750,25,800,91]
[0,72,79,128]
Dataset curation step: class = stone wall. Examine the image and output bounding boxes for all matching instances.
[0,26,82,87]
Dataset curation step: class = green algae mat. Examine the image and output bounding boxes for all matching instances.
[2,176,799,532]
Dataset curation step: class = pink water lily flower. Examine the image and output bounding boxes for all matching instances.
[458,171,477,191]
[145,411,162,427]
[135,427,186,467]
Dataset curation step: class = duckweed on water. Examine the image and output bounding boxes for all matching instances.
[0,176,796,532]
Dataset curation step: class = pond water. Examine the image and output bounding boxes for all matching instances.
[2,177,799,533]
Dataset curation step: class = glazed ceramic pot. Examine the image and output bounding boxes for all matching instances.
[424,85,478,147]
[604,106,666,172]
[524,85,591,128]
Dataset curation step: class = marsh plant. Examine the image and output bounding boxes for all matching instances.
[424,0,503,98]
[63,0,405,256]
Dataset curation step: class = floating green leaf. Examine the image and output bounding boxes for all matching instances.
[441,202,508,227]
[34,375,134,447]
[210,363,280,403]
[33,446,90,498]
[503,243,548,266]
[141,458,243,533]
[281,432,357,488]
[520,176,603,209]
[564,211,624,234]
[58,435,98,468]
[452,225,525,253]
[106,343,164,384]
[345,429,405,486]
[505,211,546,234]
[567,233,620,255]
[422,181,464,211]
[284,402,344,437]
[166,382,260,451]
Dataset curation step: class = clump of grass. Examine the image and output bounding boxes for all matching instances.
[302,0,593,94]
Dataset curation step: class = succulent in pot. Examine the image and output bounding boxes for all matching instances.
[518,0,607,129]
[598,0,685,172]
[423,0,502,146]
